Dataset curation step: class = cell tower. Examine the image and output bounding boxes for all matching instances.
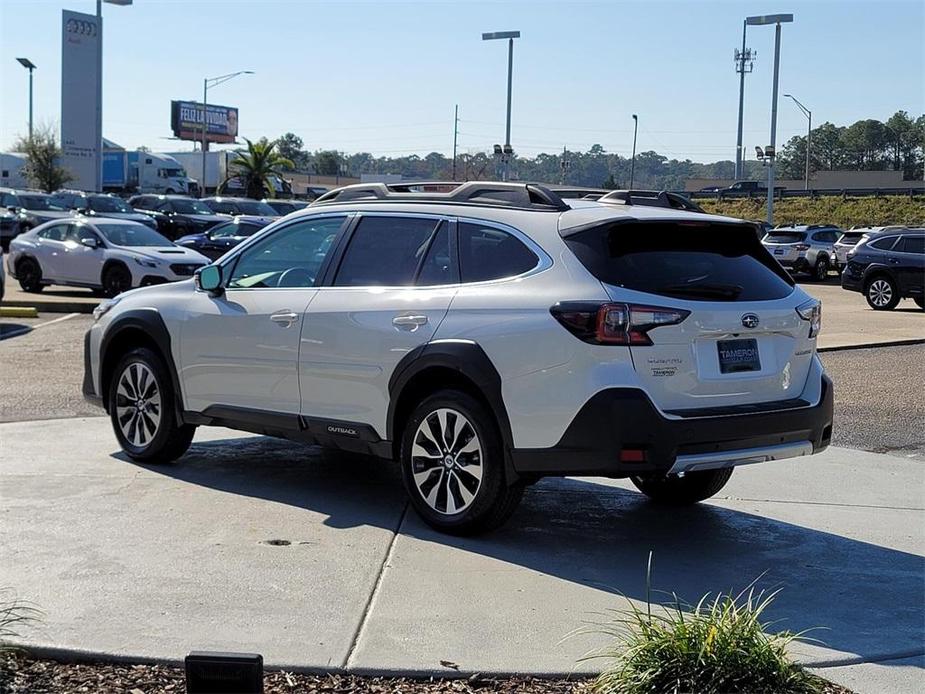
[734,45,756,179]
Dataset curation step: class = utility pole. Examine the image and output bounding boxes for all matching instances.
[784,94,812,190]
[559,146,571,184]
[630,114,638,189]
[734,21,755,180]
[766,21,783,224]
[452,104,459,181]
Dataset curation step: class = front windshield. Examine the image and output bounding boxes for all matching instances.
[20,195,67,212]
[96,222,172,247]
[172,199,213,215]
[237,201,277,216]
[89,197,133,213]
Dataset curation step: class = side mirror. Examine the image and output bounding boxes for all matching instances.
[195,264,224,295]
[7,206,19,214]
[80,236,99,249]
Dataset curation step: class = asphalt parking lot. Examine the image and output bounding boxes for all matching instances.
[2,312,922,458]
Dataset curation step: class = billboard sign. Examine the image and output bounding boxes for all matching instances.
[61,10,100,191]
[170,101,239,144]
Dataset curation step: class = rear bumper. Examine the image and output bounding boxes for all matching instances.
[510,374,834,478]
[778,257,811,273]
[840,272,864,292]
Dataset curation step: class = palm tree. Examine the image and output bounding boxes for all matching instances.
[224,137,294,199]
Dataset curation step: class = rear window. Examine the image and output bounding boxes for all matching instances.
[838,232,865,245]
[564,221,794,302]
[764,231,806,244]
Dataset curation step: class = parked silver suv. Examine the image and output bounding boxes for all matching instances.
[762,224,841,281]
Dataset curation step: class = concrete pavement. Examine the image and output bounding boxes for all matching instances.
[2,417,922,693]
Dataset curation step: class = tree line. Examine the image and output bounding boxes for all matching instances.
[275,110,923,190]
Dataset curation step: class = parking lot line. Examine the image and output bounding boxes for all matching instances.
[0,312,80,341]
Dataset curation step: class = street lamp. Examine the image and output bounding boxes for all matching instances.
[784,94,812,190]
[201,70,253,195]
[630,114,638,189]
[746,13,793,225]
[15,58,36,142]
[96,0,133,192]
[482,30,520,181]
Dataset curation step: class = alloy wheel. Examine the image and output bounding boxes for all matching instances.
[114,362,161,447]
[411,408,483,515]
[868,279,892,307]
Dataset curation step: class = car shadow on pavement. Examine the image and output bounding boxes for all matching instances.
[118,435,925,669]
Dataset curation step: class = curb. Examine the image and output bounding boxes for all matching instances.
[818,338,925,352]
[1,300,97,314]
[0,306,38,318]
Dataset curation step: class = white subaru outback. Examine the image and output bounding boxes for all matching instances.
[83,183,833,534]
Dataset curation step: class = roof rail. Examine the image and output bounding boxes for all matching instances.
[311,181,570,212]
[597,189,705,213]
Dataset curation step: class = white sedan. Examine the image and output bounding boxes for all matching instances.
[6,217,210,297]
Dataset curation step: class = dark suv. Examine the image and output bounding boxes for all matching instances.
[129,194,226,240]
[841,229,924,310]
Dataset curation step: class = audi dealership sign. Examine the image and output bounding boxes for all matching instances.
[61,10,100,191]
[170,101,239,144]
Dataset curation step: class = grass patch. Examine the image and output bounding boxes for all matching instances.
[581,559,823,694]
[699,194,925,228]
[0,590,41,653]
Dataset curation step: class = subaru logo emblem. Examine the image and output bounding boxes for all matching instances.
[741,313,760,329]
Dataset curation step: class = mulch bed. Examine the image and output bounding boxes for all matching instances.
[0,652,852,693]
[1,653,588,694]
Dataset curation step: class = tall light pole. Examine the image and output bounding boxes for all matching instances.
[734,21,755,180]
[96,0,133,192]
[482,30,520,181]
[784,94,812,190]
[746,13,793,225]
[15,58,36,142]
[201,70,253,195]
[630,114,638,189]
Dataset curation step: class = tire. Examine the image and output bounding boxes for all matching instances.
[914,297,924,310]
[631,468,733,505]
[108,347,195,463]
[16,257,44,293]
[400,390,523,535]
[811,257,830,282]
[102,263,132,297]
[865,275,900,311]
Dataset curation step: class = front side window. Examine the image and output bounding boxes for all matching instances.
[227,216,345,289]
[333,216,442,287]
[1,193,21,207]
[171,199,212,215]
[95,223,171,247]
[458,222,538,283]
[66,224,100,244]
[206,200,235,215]
[899,235,924,254]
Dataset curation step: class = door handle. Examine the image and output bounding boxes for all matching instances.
[392,314,428,330]
[270,311,299,327]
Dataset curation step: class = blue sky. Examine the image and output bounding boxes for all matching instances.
[1,0,922,163]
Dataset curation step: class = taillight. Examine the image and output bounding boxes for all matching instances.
[795,243,811,251]
[796,299,822,338]
[551,302,690,345]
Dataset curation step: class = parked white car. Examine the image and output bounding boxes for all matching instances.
[83,182,834,535]
[6,218,209,297]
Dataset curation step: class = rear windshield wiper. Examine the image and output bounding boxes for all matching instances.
[657,283,743,299]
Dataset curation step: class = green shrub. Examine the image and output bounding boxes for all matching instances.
[582,571,822,694]
[700,194,925,228]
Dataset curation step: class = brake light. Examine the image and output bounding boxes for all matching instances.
[795,243,811,251]
[551,302,690,345]
[796,300,822,338]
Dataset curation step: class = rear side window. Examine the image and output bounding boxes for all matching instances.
[764,231,806,244]
[458,222,538,282]
[38,224,69,241]
[334,216,442,287]
[564,221,794,302]
[812,230,838,243]
[899,235,924,254]
[869,236,899,251]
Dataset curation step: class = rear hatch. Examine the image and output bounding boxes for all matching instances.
[563,219,817,412]
[761,230,809,265]
[834,231,865,264]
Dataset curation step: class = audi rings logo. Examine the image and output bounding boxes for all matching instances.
[66,18,98,37]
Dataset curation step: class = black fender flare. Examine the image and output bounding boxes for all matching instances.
[387,340,518,482]
[861,263,897,287]
[100,258,131,285]
[99,309,185,425]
